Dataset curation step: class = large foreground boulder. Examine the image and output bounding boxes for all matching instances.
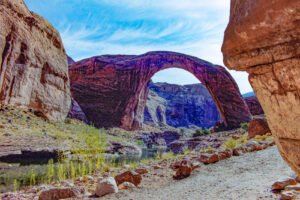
[222,0,300,174]
[39,187,84,200]
[95,177,118,197]
[248,118,271,138]
[0,0,71,121]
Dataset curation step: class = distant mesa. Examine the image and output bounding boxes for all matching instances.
[69,51,252,131]
[144,82,221,129]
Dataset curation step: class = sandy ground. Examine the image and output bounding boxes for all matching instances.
[102,146,295,200]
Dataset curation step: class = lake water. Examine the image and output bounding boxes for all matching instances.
[0,147,166,193]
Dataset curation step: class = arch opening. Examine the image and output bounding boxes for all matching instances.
[143,68,221,130]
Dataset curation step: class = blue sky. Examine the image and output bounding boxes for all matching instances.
[24,0,253,93]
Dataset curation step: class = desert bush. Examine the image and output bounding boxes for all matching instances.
[237,136,247,144]
[225,138,238,149]
[64,118,72,124]
[193,128,210,137]
[135,139,144,145]
[161,152,176,160]
[240,122,249,130]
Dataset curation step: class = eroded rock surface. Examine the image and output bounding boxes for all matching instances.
[248,118,271,138]
[222,0,300,174]
[69,51,251,130]
[244,96,264,116]
[67,99,88,123]
[144,82,220,128]
[0,0,71,121]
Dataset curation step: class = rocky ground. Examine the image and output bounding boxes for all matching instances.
[102,146,295,200]
[2,145,300,200]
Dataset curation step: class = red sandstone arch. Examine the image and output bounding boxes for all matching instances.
[69,51,251,130]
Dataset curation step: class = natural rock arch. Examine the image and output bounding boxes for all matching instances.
[69,51,251,130]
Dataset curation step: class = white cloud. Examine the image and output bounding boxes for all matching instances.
[59,0,253,94]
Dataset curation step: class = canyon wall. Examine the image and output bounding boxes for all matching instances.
[144,82,220,128]
[222,0,300,174]
[0,0,71,120]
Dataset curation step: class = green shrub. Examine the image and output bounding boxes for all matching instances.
[225,138,238,149]
[193,128,210,137]
[64,118,72,124]
[240,122,249,130]
[135,139,144,145]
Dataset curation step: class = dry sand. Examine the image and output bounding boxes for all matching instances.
[102,146,295,200]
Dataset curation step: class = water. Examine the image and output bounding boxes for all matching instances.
[0,147,166,193]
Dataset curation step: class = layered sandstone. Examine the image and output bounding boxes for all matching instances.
[0,0,71,121]
[69,51,251,130]
[67,99,88,123]
[244,96,264,116]
[222,0,300,174]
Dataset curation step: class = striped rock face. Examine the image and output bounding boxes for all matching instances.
[222,0,300,174]
[0,0,71,121]
[69,51,251,130]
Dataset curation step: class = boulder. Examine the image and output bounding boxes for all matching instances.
[272,178,297,190]
[248,118,271,138]
[135,168,148,175]
[0,0,71,121]
[198,153,219,164]
[285,185,300,191]
[106,140,141,156]
[280,191,297,200]
[95,177,118,197]
[114,171,142,186]
[173,159,194,180]
[69,52,251,131]
[118,182,136,190]
[222,0,300,174]
[38,187,84,200]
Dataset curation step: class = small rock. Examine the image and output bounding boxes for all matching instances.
[272,178,297,190]
[135,168,148,174]
[86,175,94,181]
[3,132,11,136]
[60,180,74,187]
[123,164,131,169]
[173,160,194,180]
[38,187,84,200]
[280,191,297,200]
[199,153,219,164]
[285,185,300,191]
[95,177,118,197]
[153,165,163,169]
[118,182,136,190]
[115,171,142,186]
